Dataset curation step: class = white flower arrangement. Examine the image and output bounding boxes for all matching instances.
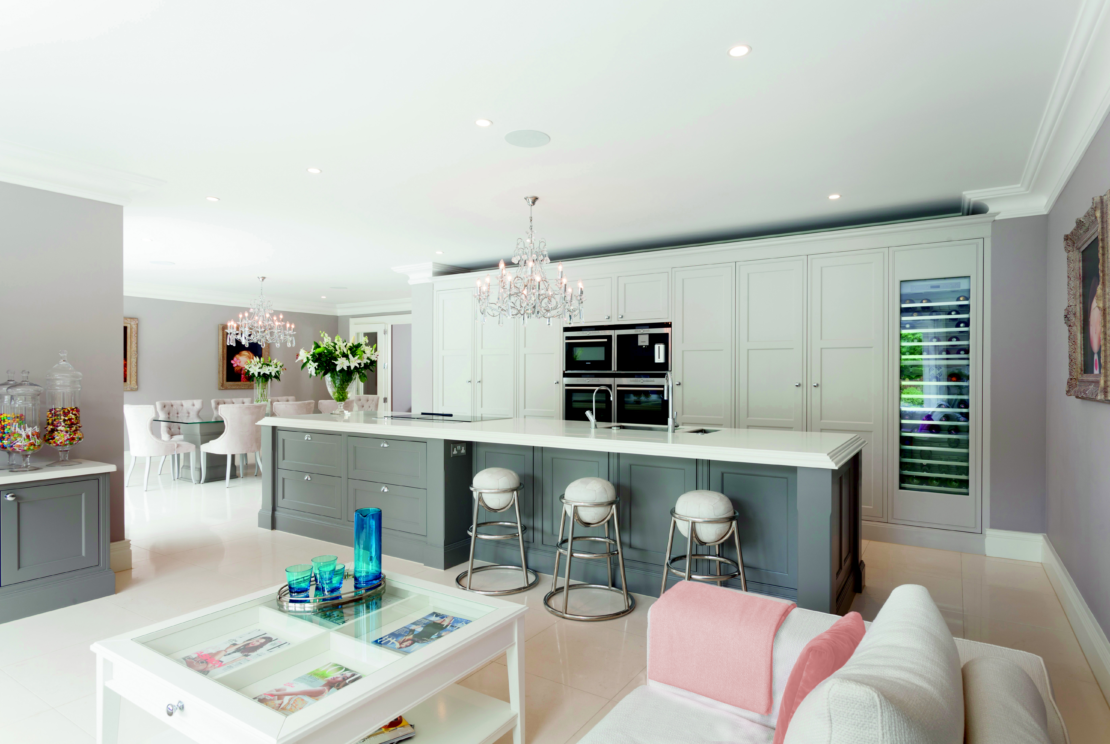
[244,356,285,382]
[297,332,377,386]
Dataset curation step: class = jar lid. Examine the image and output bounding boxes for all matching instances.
[8,370,43,398]
[45,351,82,391]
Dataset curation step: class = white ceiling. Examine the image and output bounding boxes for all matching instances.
[0,0,1103,314]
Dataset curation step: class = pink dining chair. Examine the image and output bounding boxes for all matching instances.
[200,403,267,487]
[124,405,197,490]
[272,400,315,416]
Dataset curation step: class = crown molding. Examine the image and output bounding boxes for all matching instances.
[392,262,468,285]
[0,139,164,206]
[123,281,337,315]
[964,0,1110,219]
[335,298,413,316]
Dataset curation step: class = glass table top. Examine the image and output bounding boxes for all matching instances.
[153,417,224,424]
[131,575,501,720]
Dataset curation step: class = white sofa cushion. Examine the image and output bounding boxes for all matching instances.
[785,585,963,744]
[962,657,1049,743]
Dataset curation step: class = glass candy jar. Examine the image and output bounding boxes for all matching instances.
[5,371,44,472]
[0,369,18,470]
[44,351,84,465]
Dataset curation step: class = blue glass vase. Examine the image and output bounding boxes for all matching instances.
[354,507,383,589]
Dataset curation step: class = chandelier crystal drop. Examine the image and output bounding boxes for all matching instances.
[475,196,584,325]
[226,277,297,348]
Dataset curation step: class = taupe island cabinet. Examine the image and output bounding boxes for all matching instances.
[258,413,866,614]
[0,460,116,622]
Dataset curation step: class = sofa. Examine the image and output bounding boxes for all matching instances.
[580,585,1067,744]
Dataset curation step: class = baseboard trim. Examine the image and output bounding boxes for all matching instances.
[1041,535,1110,707]
[984,528,1046,562]
[862,521,986,554]
[110,539,133,572]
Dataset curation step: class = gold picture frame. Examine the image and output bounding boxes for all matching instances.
[218,324,269,390]
[1063,189,1109,402]
[124,317,138,391]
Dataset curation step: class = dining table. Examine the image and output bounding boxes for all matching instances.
[151,416,241,484]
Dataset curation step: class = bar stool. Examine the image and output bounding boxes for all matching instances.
[545,477,635,621]
[456,468,539,595]
[661,490,747,595]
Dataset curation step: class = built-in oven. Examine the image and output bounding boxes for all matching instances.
[614,324,671,373]
[563,329,615,373]
[563,377,614,423]
[614,377,669,426]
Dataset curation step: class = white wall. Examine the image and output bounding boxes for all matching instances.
[411,283,434,413]
[392,323,413,413]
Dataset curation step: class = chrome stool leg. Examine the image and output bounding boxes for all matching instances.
[665,509,748,592]
[661,517,677,595]
[455,485,539,596]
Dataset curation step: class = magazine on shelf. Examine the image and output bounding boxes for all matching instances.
[253,663,364,715]
[179,629,290,678]
[372,612,471,654]
[355,716,416,744]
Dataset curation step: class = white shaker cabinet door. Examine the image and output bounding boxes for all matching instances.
[736,258,806,431]
[808,251,887,521]
[578,276,614,323]
[519,319,562,418]
[617,272,670,321]
[673,264,734,427]
[476,319,516,418]
[434,288,475,415]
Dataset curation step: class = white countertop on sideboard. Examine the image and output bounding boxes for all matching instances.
[0,459,117,487]
[259,414,866,470]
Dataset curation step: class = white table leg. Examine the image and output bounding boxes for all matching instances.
[506,616,525,744]
[97,656,121,744]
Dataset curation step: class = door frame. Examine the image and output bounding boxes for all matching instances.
[348,314,412,412]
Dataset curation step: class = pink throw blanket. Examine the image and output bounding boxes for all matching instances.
[649,582,795,714]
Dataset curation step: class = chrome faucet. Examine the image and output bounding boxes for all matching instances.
[586,386,612,429]
[664,372,677,433]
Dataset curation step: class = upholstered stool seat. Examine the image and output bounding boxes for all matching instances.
[662,489,747,594]
[545,477,635,621]
[456,467,538,596]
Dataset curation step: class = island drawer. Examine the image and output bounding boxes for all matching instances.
[276,430,344,477]
[348,436,427,489]
[349,481,427,536]
[276,469,344,520]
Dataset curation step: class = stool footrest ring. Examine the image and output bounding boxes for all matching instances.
[468,520,528,541]
[665,553,743,583]
[556,535,618,560]
[455,564,539,596]
[543,584,635,621]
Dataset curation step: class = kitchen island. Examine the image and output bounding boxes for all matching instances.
[257,414,865,614]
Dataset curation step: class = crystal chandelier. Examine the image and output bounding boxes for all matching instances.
[475,196,584,325]
[226,277,297,348]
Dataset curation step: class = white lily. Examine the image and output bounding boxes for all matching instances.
[296,349,308,362]
[336,357,350,371]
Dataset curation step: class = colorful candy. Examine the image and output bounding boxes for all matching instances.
[7,423,42,453]
[44,406,83,447]
[0,412,24,450]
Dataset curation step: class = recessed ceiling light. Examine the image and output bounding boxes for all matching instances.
[828,193,841,200]
[476,119,492,127]
[321,295,327,299]
[307,167,322,174]
[728,45,751,58]
[435,251,443,255]
[206,196,220,202]
[150,260,175,266]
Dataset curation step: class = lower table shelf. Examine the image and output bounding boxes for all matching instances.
[403,684,515,744]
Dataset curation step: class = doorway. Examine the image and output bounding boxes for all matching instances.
[348,315,413,413]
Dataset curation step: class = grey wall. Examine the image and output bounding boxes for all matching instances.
[411,283,434,413]
[392,323,413,413]
[0,182,126,541]
[122,296,337,447]
[1045,112,1110,635]
[989,216,1049,532]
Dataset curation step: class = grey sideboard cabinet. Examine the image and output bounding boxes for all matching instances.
[0,462,116,623]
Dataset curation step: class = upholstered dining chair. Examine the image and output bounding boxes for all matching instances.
[200,403,267,487]
[155,399,201,476]
[272,400,315,416]
[317,399,343,414]
[124,405,197,490]
[349,395,380,411]
[210,397,251,420]
[270,395,296,405]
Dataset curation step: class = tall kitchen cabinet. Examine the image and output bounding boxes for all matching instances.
[518,319,563,419]
[433,288,474,414]
[673,265,734,427]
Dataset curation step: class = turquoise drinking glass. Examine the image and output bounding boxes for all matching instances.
[285,563,312,599]
[311,554,337,595]
[354,508,383,589]
[329,563,347,595]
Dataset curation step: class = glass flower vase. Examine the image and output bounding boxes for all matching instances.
[325,372,355,414]
[253,378,270,406]
[353,507,383,589]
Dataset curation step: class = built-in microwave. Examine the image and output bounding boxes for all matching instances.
[614,324,670,373]
[563,329,614,373]
[614,377,669,426]
[563,377,614,423]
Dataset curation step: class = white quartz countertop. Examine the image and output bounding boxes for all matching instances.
[0,459,117,487]
[259,414,865,469]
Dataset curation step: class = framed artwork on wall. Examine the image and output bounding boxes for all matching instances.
[124,317,138,391]
[1064,188,1109,402]
[218,324,269,390]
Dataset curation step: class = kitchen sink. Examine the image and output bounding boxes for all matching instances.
[598,423,718,434]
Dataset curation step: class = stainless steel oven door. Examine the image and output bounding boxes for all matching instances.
[614,381,668,426]
[614,328,670,373]
[563,379,614,422]
[563,331,614,373]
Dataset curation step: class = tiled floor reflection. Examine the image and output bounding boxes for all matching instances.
[0,464,1106,742]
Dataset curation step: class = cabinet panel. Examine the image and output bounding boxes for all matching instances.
[276,470,343,521]
[350,481,427,536]
[277,431,344,477]
[617,454,697,565]
[435,288,475,414]
[617,272,669,321]
[809,252,886,521]
[0,479,100,585]
[474,443,536,544]
[519,320,561,418]
[673,265,733,427]
[737,259,806,431]
[578,276,614,323]
[540,448,610,548]
[349,436,427,488]
[476,321,515,418]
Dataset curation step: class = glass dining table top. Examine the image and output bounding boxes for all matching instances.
[153,417,224,424]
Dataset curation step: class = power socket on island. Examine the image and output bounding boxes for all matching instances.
[450,442,467,457]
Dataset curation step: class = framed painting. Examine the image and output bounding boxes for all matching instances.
[124,317,138,391]
[218,324,269,390]
[1064,189,1109,402]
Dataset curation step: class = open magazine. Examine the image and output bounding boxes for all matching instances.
[253,663,363,715]
[372,612,470,655]
[356,716,416,744]
[180,629,290,677]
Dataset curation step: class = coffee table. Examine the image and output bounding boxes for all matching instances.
[92,573,526,744]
